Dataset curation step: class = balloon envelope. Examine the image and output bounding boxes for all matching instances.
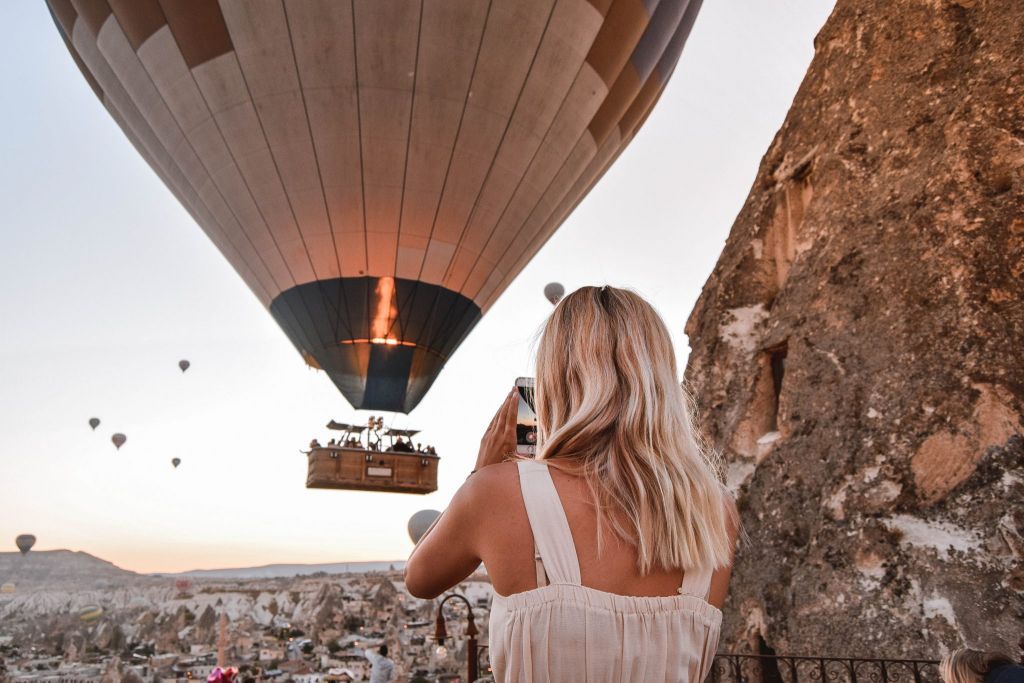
[178,360,190,373]
[543,282,565,305]
[171,458,181,468]
[88,417,100,430]
[174,579,192,593]
[408,509,441,545]
[15,535,35,555]
[47,1,700,412]
[79,605,104,623]
[111,433,126,450]
[0,583,14,594]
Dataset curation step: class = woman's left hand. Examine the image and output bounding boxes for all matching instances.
[475,388,519,471]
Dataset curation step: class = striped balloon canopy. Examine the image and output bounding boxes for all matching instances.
[47,0,701,412]
[79,605,104,623]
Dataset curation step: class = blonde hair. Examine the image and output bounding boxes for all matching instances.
[534,285,735,573]
[940,648,1015,683]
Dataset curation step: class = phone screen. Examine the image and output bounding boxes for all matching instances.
[515,378,537,456]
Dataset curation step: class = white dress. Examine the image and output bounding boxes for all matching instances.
[488,460,722,682]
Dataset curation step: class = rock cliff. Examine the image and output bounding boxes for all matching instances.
[684,0,1023,657]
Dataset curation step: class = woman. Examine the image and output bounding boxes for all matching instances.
[406,286,738,682]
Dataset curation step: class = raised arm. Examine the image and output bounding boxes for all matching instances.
[404,476,487,598]
[405,389,519,599]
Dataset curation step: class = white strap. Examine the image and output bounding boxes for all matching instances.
[678,566,713,600]
[517,460,581,585]
[534,545,548,588]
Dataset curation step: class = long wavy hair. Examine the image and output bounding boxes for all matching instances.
[940,649,1015,683]
[534,285,735,572]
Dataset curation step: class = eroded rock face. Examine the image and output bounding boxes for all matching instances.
[683,0,1023,658]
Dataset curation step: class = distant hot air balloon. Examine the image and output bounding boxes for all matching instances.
[48,1,701,413]
[178,360,190,373]
[543,282,566,305]
[174,579,192,593]
[15,535,35,555]
[171,458,181,469]
[88,417,100,430]
[0,583,14,594]
[111,433,126,450]
[79,605,104,623]
[408,510,441,545]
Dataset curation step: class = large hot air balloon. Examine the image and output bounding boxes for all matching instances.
[543,282,565,305]
[47,0,701,413]
[88,417,100,430]
[178,360,190,373]
[15,535,35,555]
[171,457,181,468]
[408,509,441,544]
[111,433,126,450]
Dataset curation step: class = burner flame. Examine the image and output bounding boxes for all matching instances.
[370,277,398,344]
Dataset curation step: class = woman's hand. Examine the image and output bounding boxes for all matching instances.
[475,388,519,471]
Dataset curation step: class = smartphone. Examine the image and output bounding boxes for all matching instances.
[515,377,537,456]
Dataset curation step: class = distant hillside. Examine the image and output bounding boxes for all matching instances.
[0,550,408,584]
[169,560,407,579]
[0,550,140,589]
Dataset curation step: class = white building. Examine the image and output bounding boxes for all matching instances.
[259,647,285,663]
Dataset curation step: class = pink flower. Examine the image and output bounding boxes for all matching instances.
[207,667,238,683]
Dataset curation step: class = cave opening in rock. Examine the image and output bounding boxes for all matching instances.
[766,343,788,432]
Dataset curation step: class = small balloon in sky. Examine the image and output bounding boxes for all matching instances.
[79,605,103,623]
[111,433,126,450]
[15,534,35,555]
[171,458,181,469]
[178,360,190,373]
[543,282,565,305]
[88,417,100,430]
[408,510,441,544]
[0,583,14,594]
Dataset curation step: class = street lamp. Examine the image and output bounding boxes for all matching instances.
[434,593,478,682]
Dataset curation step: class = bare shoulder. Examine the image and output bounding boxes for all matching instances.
[461,461,521,503]
[454,461,528,543]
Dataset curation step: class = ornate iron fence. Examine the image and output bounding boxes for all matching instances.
[471,648,939,683]
[708,653,941,683]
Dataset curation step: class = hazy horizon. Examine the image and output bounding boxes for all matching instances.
[1,548,407,576]
[0,2,835,574]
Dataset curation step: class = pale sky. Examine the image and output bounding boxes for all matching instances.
[0,2,835,574]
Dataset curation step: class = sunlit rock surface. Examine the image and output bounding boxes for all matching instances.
[684,0,1023,657]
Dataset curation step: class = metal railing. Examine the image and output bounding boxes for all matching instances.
[468,649,941,683]
[708,653,942,683]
